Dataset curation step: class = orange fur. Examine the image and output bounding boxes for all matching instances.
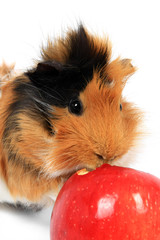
[0,27,142,206]
[45,73,141,175]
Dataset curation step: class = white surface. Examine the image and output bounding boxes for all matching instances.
[0,178,15,203]
[0,204,52,240]
[0,0,160,239]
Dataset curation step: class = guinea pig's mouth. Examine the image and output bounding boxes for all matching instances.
[63,160,112,182]
[61,156,121,180]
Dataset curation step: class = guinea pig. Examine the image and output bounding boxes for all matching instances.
[0,25,141,211]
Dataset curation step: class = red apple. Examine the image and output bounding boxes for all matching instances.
[50,164,160,240]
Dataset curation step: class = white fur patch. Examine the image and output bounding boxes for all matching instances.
[0,177,15,203]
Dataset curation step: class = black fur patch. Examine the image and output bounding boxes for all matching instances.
[66,25,108,72]
[8,77,55,133]
[2,77,55,169]
[26,62,85,107]
[26,25,108,107]
[2,202,43,212]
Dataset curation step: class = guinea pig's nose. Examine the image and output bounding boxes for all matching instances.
[95,153,106,161]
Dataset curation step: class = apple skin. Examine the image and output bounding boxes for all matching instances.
[50,164,160,240]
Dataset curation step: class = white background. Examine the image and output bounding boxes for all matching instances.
[0,0,160,239]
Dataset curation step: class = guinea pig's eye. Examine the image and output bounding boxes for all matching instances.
[69,99,83,115]
[120,103,122,111]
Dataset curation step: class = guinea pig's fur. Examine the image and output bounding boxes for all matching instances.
[0,25,141,210]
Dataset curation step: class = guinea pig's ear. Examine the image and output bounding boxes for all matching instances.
[26,60,63,86]
[36,61,63,73]
[120,58,133,69]
[106,57,136,88]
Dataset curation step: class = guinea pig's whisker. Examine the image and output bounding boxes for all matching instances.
[22,81,66,103]
[31,99,53,116]
[45,155,79,173]
[46,156,77,171]
[31,96,53,110]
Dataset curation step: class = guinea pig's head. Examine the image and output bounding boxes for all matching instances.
[2,25,141,178]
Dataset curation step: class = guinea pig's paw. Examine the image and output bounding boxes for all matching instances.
[0,61,15,84]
